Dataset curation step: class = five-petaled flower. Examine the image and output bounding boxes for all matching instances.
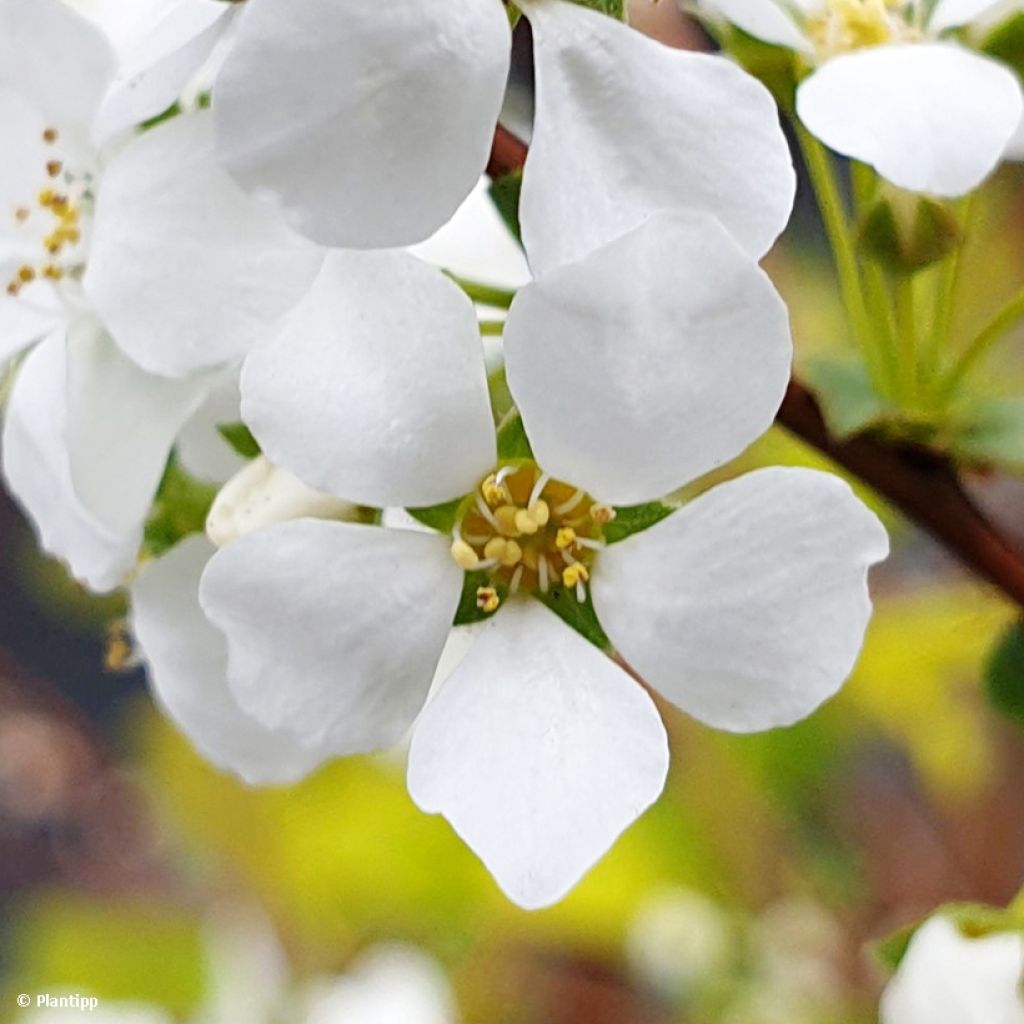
[702,0,1024,196]
[132,209,887,909]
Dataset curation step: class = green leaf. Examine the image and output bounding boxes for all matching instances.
[406,496,464,535]
[537,586,611,650]
[217,421,261,459]
[953,396,1024,471]
[566,0,626,18]
[986,621,1024,727]
[142,456,219,558]
[496,411,533,459]
[804,356,890,436]
[602,502,675,545]
[982,10,1024,78]
[488,169,523,244]
[858,192,962,274]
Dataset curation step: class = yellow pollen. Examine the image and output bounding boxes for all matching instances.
[38,188,56,208]
[476,586,501,614]
[484,536,508,561]
[17,266,35,283]
[44,234,63,255]
[555,527,577,550]
[481,473,511,506]
[42,127,59,144]
[42,265,64,280]
[562,563,590,589]
[514,508,541,535]
[500,540,523,567]
[450,538,479,570]
[495,505,521,537]
[46,160,62,178]
[590,504,616,525]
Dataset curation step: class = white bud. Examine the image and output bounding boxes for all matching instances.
[206,455,360,547]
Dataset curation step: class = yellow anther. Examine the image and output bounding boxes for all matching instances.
[42,265,63,280]
[38,188,56,208]
[495,505,521,537]
[484,536,508,561]
[500,540,523,568]
[17,266,35,283]
[50,195,69,214]
[515,508,540,535]
[590,503,616,525]
[562,563,590,589]
[46,160,62,178]
[6,281,20,296]
[530,499,550,526]
[44,234,63,255]
[476,586,501,614]
[42,127,59,144]
[450,538,480,571]
[481,473,511,507]
[555,526,577,550]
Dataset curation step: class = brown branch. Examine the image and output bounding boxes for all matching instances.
[487,126,1024,611]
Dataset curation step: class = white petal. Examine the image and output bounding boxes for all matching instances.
[214,0,511,248]
[84,110,324,378]
[410,177,531,293]
[591,467,889,732]
[241,250,496,508]
[91,0,234,141]
[304,945,456,1024]
[408,599,669,910]
[0,0,114,140]
[699,0,814,52]
[0,292,60,370]
[797,44,1023,197]
[880,917,1024,1024]
[65,319,210,535]
[929,0,1008,31]
[1,328,138,591]
[173,370,248,484]
[504,211,792,505]
[199,520,462,754]
[131,535,329,786]
[521,0,795,271]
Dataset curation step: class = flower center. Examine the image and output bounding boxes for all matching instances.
[449,461,616,615]
[6,126,92,300]
[806,0,919,60]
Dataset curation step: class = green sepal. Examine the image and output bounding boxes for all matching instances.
[874,901,1024,973]
[488,170,523,244]
[981,10,1024,78]
[566,0,626,19]
[142,455,218,558]
[217,421,261,459]
[858,192,962,275]
[951,396,1024,472]
[537,586,611,650]
[496,410,534,459]
[985,620,1024,728]
[804,356,891,437]
[406,496,465,535]
[452,569,498,627]
[602,501,675,545]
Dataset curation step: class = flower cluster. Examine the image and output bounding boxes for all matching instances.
[2,0,893,914]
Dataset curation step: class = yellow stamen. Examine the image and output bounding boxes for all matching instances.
[450,538,479,570]
[481,473,510,507]
[42,127,59,144]
[46,160,62,178]
[555,526,576,550]
[562,563,590,589]
[530,499,550,526]
[514,508,540,535]
[590,503,616,525]
[500,540,523,568]
[17,266,35,283]
[476,587,500,614]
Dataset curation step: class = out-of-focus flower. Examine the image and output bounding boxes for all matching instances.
[880,915,1024,1024]
[0,0,322,590]
[213,0,795,263]
[702,0,1023,195]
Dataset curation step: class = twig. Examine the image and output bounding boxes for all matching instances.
[486,126,1024,611]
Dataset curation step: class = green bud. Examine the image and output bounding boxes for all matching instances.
[858,190,963,275]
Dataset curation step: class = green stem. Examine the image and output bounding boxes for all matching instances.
[925,193,974,388]
[938,284,1024,398]
[796,127,888,394]
[445,273,516,310]
[478,319,505,336]
[894,274,919,405]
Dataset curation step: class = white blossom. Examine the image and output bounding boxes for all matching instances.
[212,0,795,263]
[880,916,1024,1024]
[703,0,1024,195]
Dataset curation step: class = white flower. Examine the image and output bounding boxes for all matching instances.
[0,0,322,590]
[880,916,1024,1024]
[212,0,795,265]
[133,208,887,910]
[704,0,1024,195]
